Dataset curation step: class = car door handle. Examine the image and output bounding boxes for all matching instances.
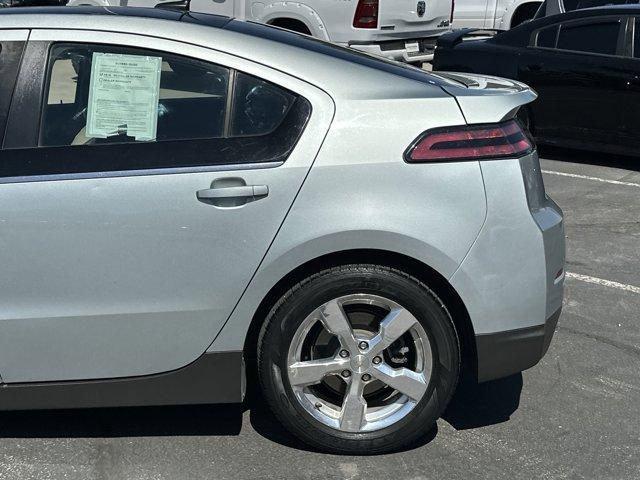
[196,185,269,206]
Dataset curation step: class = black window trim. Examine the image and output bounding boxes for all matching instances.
[529,15,627,58]
[1,40,312,182]
[530,24,560,48]
[0,39,27,150]
[629,16,639,57]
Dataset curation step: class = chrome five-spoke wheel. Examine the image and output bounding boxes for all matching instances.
[259,265,460,454]
[287,294,433,433]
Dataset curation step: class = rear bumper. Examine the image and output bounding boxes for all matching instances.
[476,307,561,383]
[347,35,442,62]
[449,152,565,383]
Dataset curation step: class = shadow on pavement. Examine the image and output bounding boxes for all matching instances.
[0,375,522,449]
[247,396,438,454]
[443,373,523,430]
[539,146,640,172]
[0,404,244,438]
[247,374,522,453]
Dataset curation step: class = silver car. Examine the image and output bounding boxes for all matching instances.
[0,8,564,454]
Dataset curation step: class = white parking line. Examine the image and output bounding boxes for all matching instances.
[542,170,640,188]
[566,272,640,294]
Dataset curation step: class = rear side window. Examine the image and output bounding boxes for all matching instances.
[0,41,26,147]
[41,43,300,149]
[0,42,312,178]
[41,44,231,146]
[557,20,621,55]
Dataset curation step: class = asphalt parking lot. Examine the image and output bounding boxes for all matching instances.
[0,148,638,480]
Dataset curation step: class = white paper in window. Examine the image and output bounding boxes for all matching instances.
[86,52,162,141]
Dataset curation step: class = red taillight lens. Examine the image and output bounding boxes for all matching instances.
[405,120,534,162]
[353,0,379,29]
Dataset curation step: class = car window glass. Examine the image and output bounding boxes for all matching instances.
[536,26,558,47]
[47,58,78,105]
[41,44,230,147]
[557,20,620,55]
[231,72,295,136]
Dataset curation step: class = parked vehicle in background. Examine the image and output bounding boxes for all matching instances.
[452,0,542,30]
[434,5,640,156]
[0,0,64,7]
[0,6,563,455]
[64,0,455,63]
[533,0,640,19]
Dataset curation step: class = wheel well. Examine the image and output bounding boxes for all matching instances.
[510,2,542,28]
[268,17,312,35]
[243,249,478,398]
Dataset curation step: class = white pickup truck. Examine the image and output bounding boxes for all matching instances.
[452,0,541,30]
[65,0,454,63]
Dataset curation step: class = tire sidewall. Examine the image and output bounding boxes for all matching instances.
[259,266,460,451]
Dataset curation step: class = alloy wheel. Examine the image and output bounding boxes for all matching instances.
[286,293,433,433]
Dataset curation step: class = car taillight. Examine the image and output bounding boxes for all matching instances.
[353,0,379,29]
[450,0,455,22]
[405,119,534,162]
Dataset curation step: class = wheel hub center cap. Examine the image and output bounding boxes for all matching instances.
[350,354,370,374]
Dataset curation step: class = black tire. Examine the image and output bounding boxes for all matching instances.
[257,264,460,454]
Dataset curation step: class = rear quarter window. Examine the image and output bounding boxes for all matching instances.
[231,72,295,136]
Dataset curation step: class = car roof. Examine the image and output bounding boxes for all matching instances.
[0,6,451,99]
[0,5,232,26]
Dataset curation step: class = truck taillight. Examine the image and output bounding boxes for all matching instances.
[405,120,534,162]
[353,0,379,29]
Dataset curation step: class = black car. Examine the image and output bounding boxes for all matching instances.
[433,6,640,156]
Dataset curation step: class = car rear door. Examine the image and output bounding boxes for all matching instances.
[0,29,333,383]
[518,16,629,147]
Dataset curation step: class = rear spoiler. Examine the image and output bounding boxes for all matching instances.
[436,28,504,49]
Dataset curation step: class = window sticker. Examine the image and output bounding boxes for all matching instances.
[86,52,162,141]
